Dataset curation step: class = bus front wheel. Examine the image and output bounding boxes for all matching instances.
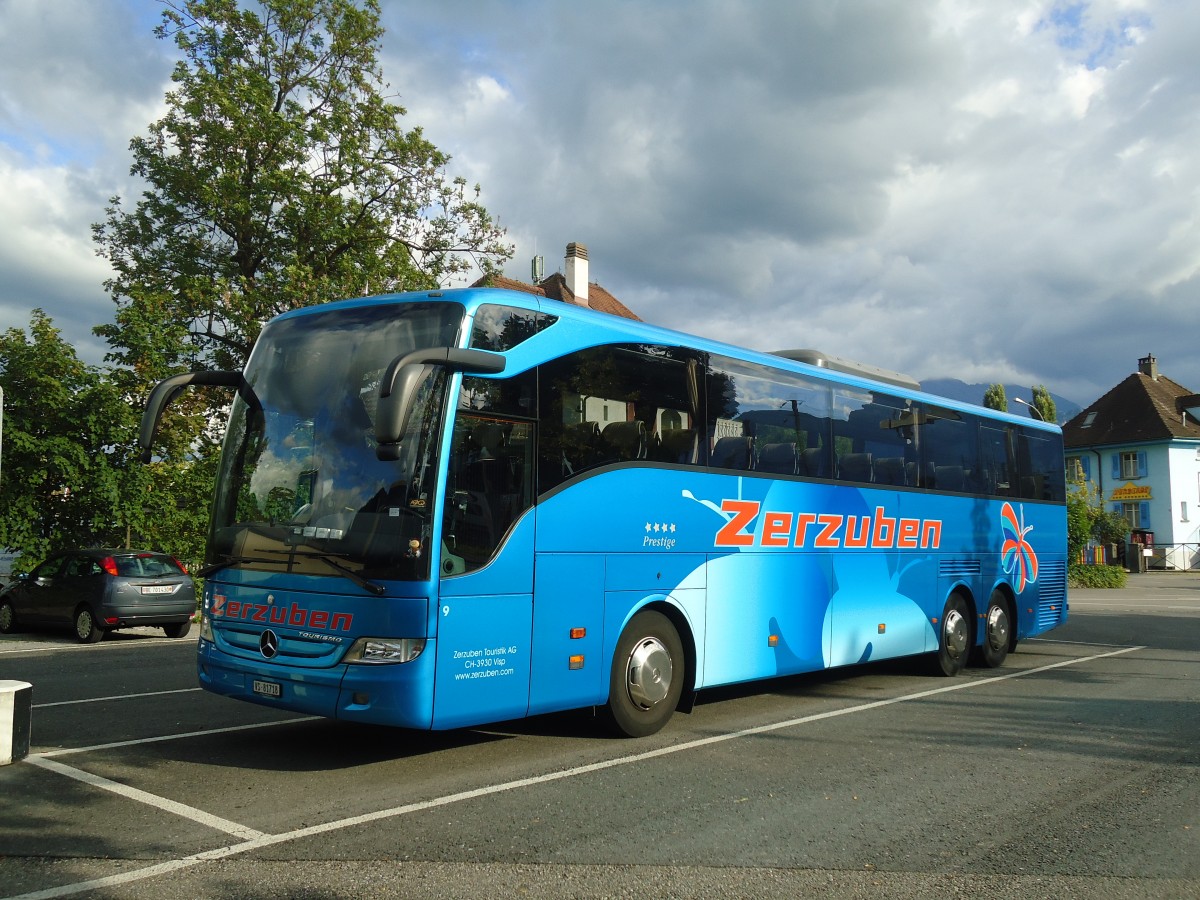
[930,593,970,677]
[605,610,684,738]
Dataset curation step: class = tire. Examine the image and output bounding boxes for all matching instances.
[604,610,685,737]
[163,620,192,639]
[973,590,1011,668]
[930,593,971,677]
[0,600,15,634]
[74,606,104,644]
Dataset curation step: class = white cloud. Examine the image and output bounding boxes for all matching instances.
[1,0,1198,408]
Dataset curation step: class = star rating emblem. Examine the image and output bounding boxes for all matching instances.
[644,522,677,533]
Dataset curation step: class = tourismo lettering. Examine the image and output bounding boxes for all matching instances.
[714,499,941,550]
[211,595,353,632]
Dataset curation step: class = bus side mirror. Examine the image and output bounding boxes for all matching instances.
[139,370,242,463]
[375,347,505,460]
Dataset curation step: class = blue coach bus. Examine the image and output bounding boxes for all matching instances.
[140,287,1067,737]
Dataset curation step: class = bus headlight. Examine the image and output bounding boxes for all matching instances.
[343,637,426,665]
[199,614,214,642]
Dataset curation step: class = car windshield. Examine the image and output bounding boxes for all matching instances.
[210,301,464,583]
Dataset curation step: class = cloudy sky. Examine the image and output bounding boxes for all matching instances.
[1,0,1197,409]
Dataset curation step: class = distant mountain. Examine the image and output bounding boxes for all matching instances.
[919,378,1082,425]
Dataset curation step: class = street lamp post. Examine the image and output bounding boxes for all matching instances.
[1013,397,1045,421]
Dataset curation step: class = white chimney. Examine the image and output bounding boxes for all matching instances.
[564,242,589,307]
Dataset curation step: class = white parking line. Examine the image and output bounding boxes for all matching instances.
[35,688,202,709]
[4,644,1144,900]
[26,757,266,840]
[33,716,320,759]
[0,637,196,656]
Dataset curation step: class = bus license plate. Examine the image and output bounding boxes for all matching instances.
[140,585,174,594]
[252,680,282,698]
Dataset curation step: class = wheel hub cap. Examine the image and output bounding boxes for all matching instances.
[944,608,969,660]
[987,605,1009,651]
[626,636,673,709]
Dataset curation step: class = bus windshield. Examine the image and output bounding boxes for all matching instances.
[209,301,464,583]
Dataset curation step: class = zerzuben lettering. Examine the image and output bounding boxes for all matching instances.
[714,500,941,550]
[212,596,353,632]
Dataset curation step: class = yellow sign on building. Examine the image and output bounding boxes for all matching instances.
[1110,481,1152,501]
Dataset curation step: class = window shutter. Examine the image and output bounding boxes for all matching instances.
[1081,456,1091,480]
[1111,454,1120,479]
[1137,452,1147,477]
[1139,501,1151,528]
[1111,503,1122,516]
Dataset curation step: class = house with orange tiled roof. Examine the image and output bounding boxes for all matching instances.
[1062,354,1200,569]
[473,242,641,321]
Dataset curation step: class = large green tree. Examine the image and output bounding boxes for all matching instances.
[94,0,512,377]
[0,312,211,570]
[0,314,119,563]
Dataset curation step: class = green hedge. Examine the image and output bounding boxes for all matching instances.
[1068,564,1128,589]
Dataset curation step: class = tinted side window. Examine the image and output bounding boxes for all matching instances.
[707,355,832,476]
[1017,429,1067,502]
[832,388,916,486]
[32,555,67,580]
[469,305,556,351]
[65,556,104,577]
[979,425,1017,496]
[921,406,980,494]
[539,345,703,493]
[443,371,538,574]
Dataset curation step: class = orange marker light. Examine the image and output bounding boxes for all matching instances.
[568,655,585,670]
[570,627,586,639]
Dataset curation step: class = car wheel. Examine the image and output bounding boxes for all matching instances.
[973,590,1011,668]
[929,592,971,677]
[163,620,192,639]
[74,606,104,644]
[0,600,16,634]
[604,609,685,737]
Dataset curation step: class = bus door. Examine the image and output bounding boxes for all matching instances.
[432,411,536,730]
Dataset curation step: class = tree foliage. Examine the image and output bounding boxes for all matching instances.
[94,0,512,376]
[0,312,212,571]
[0,312,126,563]
[1031,384,1056,424]
[982,383,1007,412]
[1067,477,1129,563]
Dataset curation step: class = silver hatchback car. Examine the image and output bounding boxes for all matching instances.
[0,549,196,643]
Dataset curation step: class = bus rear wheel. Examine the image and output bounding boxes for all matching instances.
[973,590,1011,668]
[605,610,684,738]
[930,593,970,677]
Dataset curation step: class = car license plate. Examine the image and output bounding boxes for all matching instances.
[141,585,174,595]
[252,680,282,698]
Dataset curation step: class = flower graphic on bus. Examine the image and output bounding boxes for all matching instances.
[1000,502,1038,593]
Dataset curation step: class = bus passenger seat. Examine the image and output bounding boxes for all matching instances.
[710,436,755,471]
[757,443,798,475]
[799,448,828,478]
[658,428,698,464]
[934,465,965,492]
[561,421,602,472]
[602,420,648,461]
[874,457,907,485]
[838,452,873,483]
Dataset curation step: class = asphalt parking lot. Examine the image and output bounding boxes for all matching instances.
[1,571,1197,899]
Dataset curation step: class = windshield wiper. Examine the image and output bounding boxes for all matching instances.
[288,550,387,597]
[197,556,280,578]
